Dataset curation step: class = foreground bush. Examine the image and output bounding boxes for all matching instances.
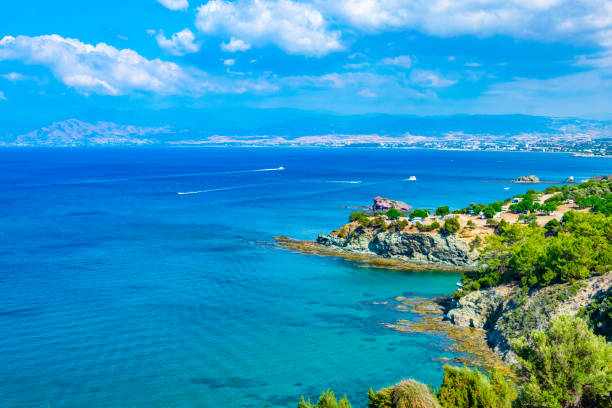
[513,315,612,408]
[298,390,351,408]
[436,366,515,408]
[368,379,439,408]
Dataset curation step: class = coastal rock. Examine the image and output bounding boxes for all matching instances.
[446,272,612,363]
[511,174,540,183]
[372,196,412,213]
[317,229,478,268]
[564,176,575,183]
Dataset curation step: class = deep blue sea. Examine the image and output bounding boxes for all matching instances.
[1,148,610,408]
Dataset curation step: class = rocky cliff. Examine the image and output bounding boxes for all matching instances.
[446,272,612,363]
[316,228,478,268]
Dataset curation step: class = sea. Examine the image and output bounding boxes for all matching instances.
[1,147,609,408]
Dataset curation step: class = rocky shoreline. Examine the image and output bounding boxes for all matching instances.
[444,272,612,363]
[316,230,478,269]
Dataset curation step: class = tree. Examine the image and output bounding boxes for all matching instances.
[410,209,430,219]
[513,315,612,408]
[436,365,516,408]
[349,212,369,226]
[386,208,404,219]
[544,218,561,237]
[441,217,461,234]
[435,206,450,217]
[483,205,497,218]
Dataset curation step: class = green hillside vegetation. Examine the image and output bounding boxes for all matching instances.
[513,315,612,408]
[458,210,611,292]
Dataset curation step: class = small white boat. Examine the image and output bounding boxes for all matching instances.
[406,176,417,181]
[504,187,510,190]
[456,282,464,287]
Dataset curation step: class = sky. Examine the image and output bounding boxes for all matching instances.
[0,0,611,125]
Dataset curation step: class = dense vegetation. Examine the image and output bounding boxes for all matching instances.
[459,211,611,291]
[513,316,612,408]
[436,366,515,408]
[410,209,431,219]
[440,217,460,235]
[299,316,611,408]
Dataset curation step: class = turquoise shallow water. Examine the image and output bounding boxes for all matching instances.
[1,148,610,408]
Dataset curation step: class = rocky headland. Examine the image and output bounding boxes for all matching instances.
[446,273,612,363]
[316,229,477,269]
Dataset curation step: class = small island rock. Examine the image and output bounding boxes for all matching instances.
[372,196,411,213]
[511,175,540,183]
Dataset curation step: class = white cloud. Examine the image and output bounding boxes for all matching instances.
[465,62,481,67]
[575,50,612,68]
[221,37,251,52]
[358,88,376,97]
[156,0,189,11]
[223,58,235,66]
[0,90,6,100]
[196,0,343,56]
[409,69,457,87]
[343,61,370,69]
[2,72,27,81]
[324,0,612,49]
[381,55,413,68]
[154,28,201,56]
[0,34,273,96]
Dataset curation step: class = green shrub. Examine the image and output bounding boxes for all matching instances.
[397,220,409,230]
[368,380,439,408]
[386,208,404,219]
[486,218,499,226]
[417,221,440,232]
[469,235,483,251]
[299,390,352,408]
[410,209,431,219]
[367,387,392,408]
[544,218,561,236]
[483,205,497,218]
[392,380,440,408]
[441,217,461,234]
[513,315,612,408]
[436,365,516,408]
[349,212,369,226]
[435,206,450,217]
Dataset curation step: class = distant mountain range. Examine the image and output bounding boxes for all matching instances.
[1,108,611,147]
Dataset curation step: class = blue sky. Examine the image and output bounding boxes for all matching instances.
[1,0,611,124]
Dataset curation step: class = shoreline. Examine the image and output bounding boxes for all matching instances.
[1,144,610,157]
[274,236,474,273]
